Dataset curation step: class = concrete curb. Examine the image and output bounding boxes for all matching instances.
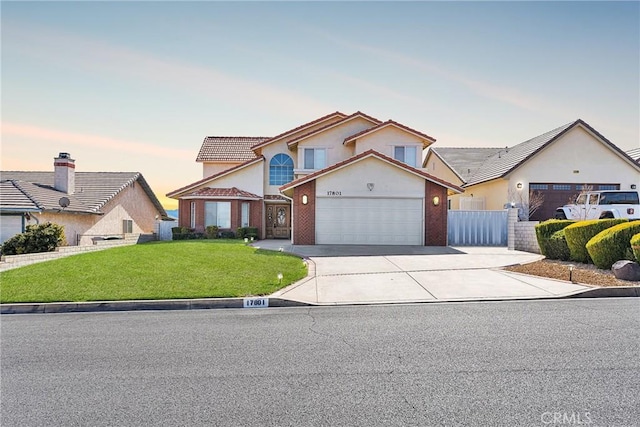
[0,297,310,315]
[2,286,638,314]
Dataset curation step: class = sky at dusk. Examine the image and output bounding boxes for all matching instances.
[2,1,639,209]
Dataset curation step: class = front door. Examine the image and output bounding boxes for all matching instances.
[266,204,291,239]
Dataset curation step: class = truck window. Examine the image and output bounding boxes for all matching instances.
[599,192,640,205]
[576,194,587,204]
[588,194,599,205]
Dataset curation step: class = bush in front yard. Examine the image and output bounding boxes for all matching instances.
[206,226,219,239]
[1,222,65,255]
[535,220,575,258]
[564,219,628,263]
[237,227,259,240]
[586,221,640,270]
[546,229,571,261]
[632,233,640,263]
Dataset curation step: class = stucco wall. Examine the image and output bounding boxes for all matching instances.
[352,126,425,162]
[33,180,161,246]
[451,179,509,211]
[202,162,243,178]
[204,160,265,197]
[262,142,296,196]
[295,118,376,171]
[315,157,425,198]
[510,126,640,191]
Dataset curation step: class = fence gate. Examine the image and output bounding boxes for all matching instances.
[447,210,508,246]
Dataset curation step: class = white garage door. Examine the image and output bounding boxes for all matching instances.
[1,215,23,244]
[316,198,423,245]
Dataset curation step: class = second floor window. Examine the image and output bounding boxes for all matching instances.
[304,148,326,170]
[394,146,417,167]
[269,153,294,185]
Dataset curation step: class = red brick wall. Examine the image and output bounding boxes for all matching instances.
[178,199,264,236]
[293,181,315,245]
[425,183,448,246]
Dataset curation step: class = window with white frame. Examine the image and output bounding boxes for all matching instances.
[241,202,250,227]
[205,202,231,229]
[393,146,417,167]
[303,148,326,170]
[190,202,196,229]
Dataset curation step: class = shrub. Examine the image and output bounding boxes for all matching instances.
[546,229,571,261]
[564,219,628,263]
[219,230,236,239]
[535,220,575,257]
[172,227,197,240]
[237,227,259,240]
[586,221,640,270]
[206,225,219,239]
[1,222,65,255]
[632,233,640,263]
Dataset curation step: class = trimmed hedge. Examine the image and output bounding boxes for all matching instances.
[632,233,640,264]
[564,219,628,263]
[237,227,259,240]
[546,229,571,261]
[1,222,65,255]
[586,221,640,270]
[535,220,575,258]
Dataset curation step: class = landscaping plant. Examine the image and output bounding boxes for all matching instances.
[564,219,627,263]
[1,222,65,255]
[632,232,640,263]
[535,219,575,259]
[586,221,640,270]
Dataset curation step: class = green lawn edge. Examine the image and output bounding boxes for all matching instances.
[0,240,308,303]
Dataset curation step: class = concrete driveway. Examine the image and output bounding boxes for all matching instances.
[253,242,591,305]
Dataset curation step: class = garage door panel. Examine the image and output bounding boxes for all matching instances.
[316,198,423,245]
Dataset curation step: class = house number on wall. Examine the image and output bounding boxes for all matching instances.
[326,191,342,196]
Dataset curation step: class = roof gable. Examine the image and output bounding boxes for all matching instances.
[427,147,502,183]
[343,120,436,147]
[251,111,347,151]
[167,156,264,198]
[196,137,267,163]
[285,111,382,148]
[0,171,167,218]
[279,149,463,194]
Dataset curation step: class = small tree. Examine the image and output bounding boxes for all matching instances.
[508,187,545,220]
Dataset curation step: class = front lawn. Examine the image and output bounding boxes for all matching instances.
[0,240,307,303]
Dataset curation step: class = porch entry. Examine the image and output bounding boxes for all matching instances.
[266,203,291,239]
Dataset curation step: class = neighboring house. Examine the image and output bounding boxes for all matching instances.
[1,153,169,245]
[167,111,463,246]
[424,119,640,221]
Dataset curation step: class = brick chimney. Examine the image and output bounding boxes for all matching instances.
[54,152,75,194]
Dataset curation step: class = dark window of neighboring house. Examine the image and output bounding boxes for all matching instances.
[269,153,294,185]
[123,219,133,234]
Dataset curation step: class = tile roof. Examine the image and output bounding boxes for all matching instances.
[434,119,640,187]
[0,180,41,212]
[196,137,267,162]
[427,147,503,183]
[286,111,382,148]
[0,171,168,218]
[186,187,261,199]
[279,149,463,194]
[627,147,640,162]
[166,156,264,198]
[251,111,348,150]
[264,195,289,201]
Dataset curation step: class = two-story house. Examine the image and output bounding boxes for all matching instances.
[167,111,463,246]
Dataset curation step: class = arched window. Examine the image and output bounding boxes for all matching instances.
[269,153,294,185]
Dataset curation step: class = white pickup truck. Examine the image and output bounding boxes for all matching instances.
[555,190,640,220]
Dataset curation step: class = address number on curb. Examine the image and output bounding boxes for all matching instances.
[243,298,269,308]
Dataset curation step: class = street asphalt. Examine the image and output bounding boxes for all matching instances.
[1,242,639,314]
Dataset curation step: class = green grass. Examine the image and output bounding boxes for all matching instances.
[0,240,307,303]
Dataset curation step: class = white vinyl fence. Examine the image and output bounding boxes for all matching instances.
[447,210,509,246]
[156,219,178,241]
